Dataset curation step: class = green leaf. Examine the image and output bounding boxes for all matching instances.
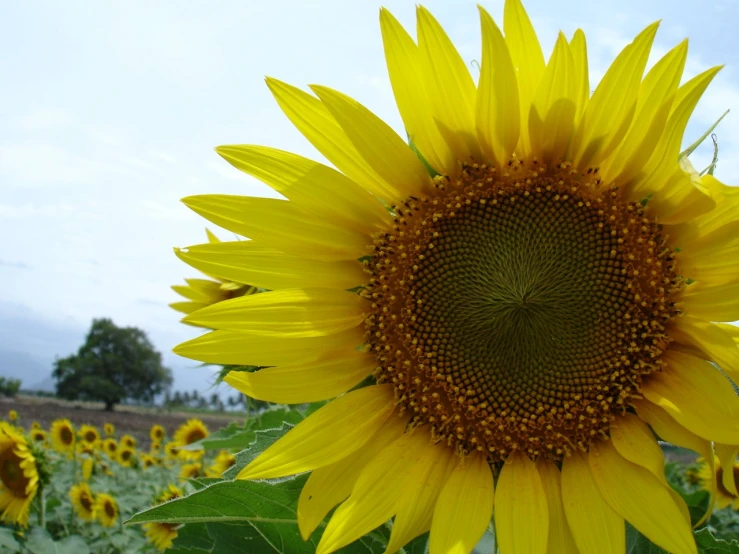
[180,422,254,452]
[626,523,668,554]
[400,533,429,554]
[695,528,739,554]
[222,422,294,480]
[0,527,20,552]
[23,528,91,554]
[680,109,729,159]
[171,522,213,552]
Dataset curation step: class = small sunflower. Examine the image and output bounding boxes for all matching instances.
[164,442,180,461]
[104,423,115,436]
[179,462,202,481]
[699,457,739,510]
[78,424,100,448]
[102,438,118,459]
[206,450,236,477]
[82,457,95,481]
[173,419,208,461]
[173,2,739,553]
[143,485,184,551]
[170,229,260,320]
[50,419,75,455]
[29,429,47,444]
[150,442,162,455]
[30,422,40,430]
[69,482,96,521]
[150,424,165,443]
[120,434,137,449]
[95,493,118,527]
[0,423,39,526]
[118,447,136,468]
[140,454,156,469]
[7,411,18,423]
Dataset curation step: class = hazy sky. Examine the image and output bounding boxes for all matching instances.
[1,0,738,392]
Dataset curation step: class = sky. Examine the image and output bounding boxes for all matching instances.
[1,0,738,393]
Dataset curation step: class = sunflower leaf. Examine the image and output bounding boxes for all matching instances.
[694,528,739,554]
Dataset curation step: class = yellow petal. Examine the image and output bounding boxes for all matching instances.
[224,350,376,404]
[589,441,696,554]
[173,328,364,367]
[645,159,715,225]
[265,78,400,203]
[174,241,366,292]
[569,29,589,127]
[385,440,456,554]
[182,195,370,261]
[678,220,739,287]
[238,385,395,480]
[205,228,220,243]
[561,451,624,554]
[476,6,519,168]
[715,443,739,496]
[641,350,739,443]
[429,451,494,554]
[297,412,409,540]
[610,413,690,524]
[169,301,208,316]
[678,174,739,240]
[317,431,429,554]
[380,8,453,174]
[182,288,365,338]
[681,280,739,322]
[503,0,545,158]
[215,145,389,232]
[494,452,548,554]
[416,6,480,162]
[311,85,431,199]
[603,40,687,185]
[528,32,577,163]
[570,22,659,168]
[171,284,213,303]
[668,315,739,378]
[536,461,578,554]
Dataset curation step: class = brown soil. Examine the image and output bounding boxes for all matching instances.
[1,395,239,449]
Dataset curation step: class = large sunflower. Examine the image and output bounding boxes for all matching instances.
[50,419,75,456]
[174,2,739,553]
[0,423,39,526]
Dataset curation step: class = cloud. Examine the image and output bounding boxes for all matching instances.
[0,259,32,269]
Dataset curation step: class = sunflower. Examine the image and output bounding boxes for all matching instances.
[7,410,18,423]
[164,442,180,461]
[0,423,39,526]
[120,434,137,449]
[172,419,208,461]
[170,229,260,320]
[150,442,162,455]
[104,423,115,436]
[82,457,95,481]
[172,2,739,553]
[50,419,75,455]
[698,457,739,511]
[118,447,136,467]
[150,424,165,443]
[78,424,100,448]
[143,485,184,551]
[29,429,47,444]
[30,422,40,430]
[140,454,156,469]
[179,462,202,481]
[102,438,118,459]
[95,493,118,527]
[206,450,236,477]
[69,482,96,521]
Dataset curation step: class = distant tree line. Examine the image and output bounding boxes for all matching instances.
[163,390,260,412]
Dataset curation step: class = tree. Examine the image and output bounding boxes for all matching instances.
[53,318,173,411]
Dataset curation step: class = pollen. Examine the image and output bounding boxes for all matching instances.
[364,160,681,462]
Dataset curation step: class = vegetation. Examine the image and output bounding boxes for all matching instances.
[0,377,21,397]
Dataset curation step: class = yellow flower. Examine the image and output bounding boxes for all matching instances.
[206,450,236,477]
[173,419,208,461]
[69,482,96,521]
[150,442,162,455]
[50,419,75,455]
[29,429,47,444]
[170,230,259,320]
[171,2,739,553]
[82,457,95,482]
[178,463,202,481]
[164,442,180,461]
[30,422,40,430]
[104,423,115,436]
[120,434,137,449]
[149,424,165,443]
[118,447,136,468]
[698,457,739,510]
[78,424,100,448]
[95,493,118,527]
[102,438,118,459]
[143,485,184,551]
[7,410,18,423]
[140,454,156,469]
[0,423,39,526]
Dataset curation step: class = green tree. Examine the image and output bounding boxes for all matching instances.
[52,318,173,411]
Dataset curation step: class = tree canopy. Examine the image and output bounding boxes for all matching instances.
[53,318,173,410]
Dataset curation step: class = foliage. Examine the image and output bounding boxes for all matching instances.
[52,319,173,411]
[0,377,21,397]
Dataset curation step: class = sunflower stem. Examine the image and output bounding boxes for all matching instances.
[37,483,46,529]
[679,109,729,160]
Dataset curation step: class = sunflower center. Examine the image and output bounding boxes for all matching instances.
[121,450,132,461]
[0,456,28,495]
[186,429,206,444]
[365,161,680,462]
[104,500,116,518]
[85,431,97,443]
[61,427,74,445]
[80,492,94,512]
[716,466,739,499]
